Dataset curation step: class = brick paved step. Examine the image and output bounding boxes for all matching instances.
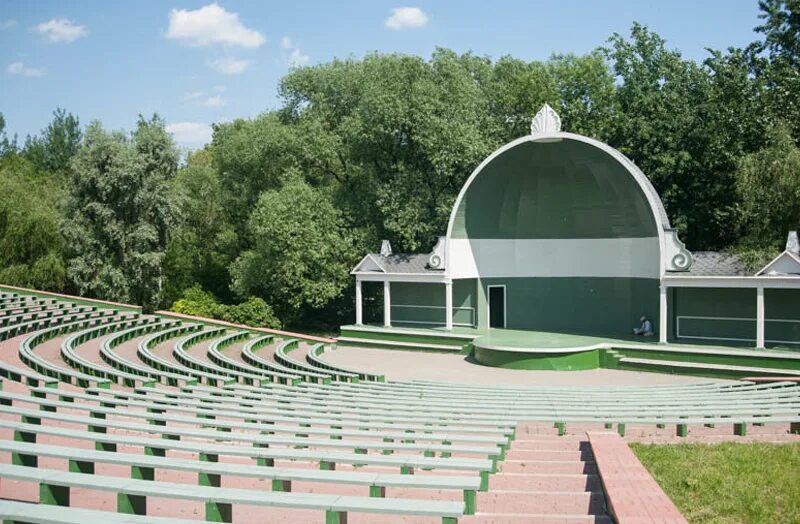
[498,460,598,475]
[509,439,589,451]
[476,490,606,515]
[460,513,612,523]
[505,449,593,461]
[488,473,602,492]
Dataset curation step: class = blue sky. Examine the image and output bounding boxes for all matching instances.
[1,1,763,150]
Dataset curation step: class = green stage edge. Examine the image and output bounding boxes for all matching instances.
[339,326,800,378]
[473,346,599,371]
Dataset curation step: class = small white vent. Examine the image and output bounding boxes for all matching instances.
[380,240,392,257]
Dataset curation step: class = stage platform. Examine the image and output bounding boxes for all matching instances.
[338,324,800,377]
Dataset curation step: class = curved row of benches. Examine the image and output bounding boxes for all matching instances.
[0,290,798,524]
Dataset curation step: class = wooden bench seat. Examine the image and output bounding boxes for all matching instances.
[306,344,385,382]
[0,413,495,475]
[207,330,301,385]
[173,329,273,386]
[0,440,481,511]
[0,463,464,523]
[276,340,357,383]
[242,335,329,384]
[0,499,203,524]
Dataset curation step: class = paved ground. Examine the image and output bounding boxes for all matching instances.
[326,346,718,386]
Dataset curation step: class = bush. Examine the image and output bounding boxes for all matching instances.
[170,285,281,329]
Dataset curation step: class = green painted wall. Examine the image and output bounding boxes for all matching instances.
[451,139,658,239]
[389,281,476,327]
[478,276,659,335]
[766,289,800,346]
[672,288,756,344]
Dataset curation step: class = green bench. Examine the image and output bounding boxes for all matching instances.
[0,439,481,512]
[173,328,273,386]
[306,343,385,382]
[207,330,302,385]
[99,320,186,385]
[0,463,464,523]
[242,335,328,384]
[275,339,351,383]
[136,324,230,386]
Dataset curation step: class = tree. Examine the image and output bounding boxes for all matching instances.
[0,155,66,290]
[0,113,17,156]
[63,116,178,309]
[230,173,356,322]
[23,108,82,174]
[171,285,281,329]
[162,150,237,306]
[751,0,800,140]
[734,123,800,249]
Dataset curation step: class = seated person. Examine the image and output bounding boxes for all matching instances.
[633,316,654,336]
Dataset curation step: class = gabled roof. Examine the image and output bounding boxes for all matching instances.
[352,253,441,275]
[757,250,800,276]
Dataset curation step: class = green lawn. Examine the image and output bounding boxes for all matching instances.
[631,442,800,524]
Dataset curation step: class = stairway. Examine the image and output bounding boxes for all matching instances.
[462,423,610,523]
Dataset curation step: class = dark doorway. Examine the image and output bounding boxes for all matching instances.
[488,286,506,328]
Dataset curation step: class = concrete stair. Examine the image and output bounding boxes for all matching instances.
[461,423,610,523]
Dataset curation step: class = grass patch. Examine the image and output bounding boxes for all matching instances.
[631,441,800,524]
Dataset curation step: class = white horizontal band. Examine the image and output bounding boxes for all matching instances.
[448,238,660,279]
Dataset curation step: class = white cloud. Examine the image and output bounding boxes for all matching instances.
[288,48,310,67]
[0,19,17,30]
[166,3,265,48]
[208,57,251,74]
[166,122,212,149]
[280,36,309,68]
[385,7,428,30]
[35,18,87,43]
[182,90,206,101]
[201,95,226,107]
[7,61,46,77]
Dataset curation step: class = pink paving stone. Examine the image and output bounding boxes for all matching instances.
[499,460,597,475]
[489,473,602,492]
[587,432,687,524]
[505,449,590,461]
[74,334,115,366]
[460,516,610,523]
[476,491,605,515]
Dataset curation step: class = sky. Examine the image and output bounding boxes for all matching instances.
[1,1,764,150]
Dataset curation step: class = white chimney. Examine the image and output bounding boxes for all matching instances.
[787,231,799,255]
[380,240,392,257]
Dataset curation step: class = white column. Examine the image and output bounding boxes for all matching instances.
[756,286,765,349]
[659,283,668,344]
[383,281,391,328]
[355,278,363,326]
[445,281,453,331]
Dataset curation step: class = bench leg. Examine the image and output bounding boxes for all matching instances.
[320,460,336,471]
[12,430,36,467]
[69,459,95,474]
[206,501,233,523]
[40,483,69,506]
[676,424,688,437]
[479,471,489,492]
[382,437,394,454]
[400,466,414,475]
[200,453,221,487]
[272,479,292,492]
[734,422,747,436]
[118,492,146,515]
[617,423,626,437]
[441,440,452,458]
[442,518,458,524]
[369,485,385,498]
[464,489,476,515]
[325,510,347,524]
[555,421,566,436]
[790,422,800,434]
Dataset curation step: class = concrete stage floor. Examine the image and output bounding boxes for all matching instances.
[324,345,719,386]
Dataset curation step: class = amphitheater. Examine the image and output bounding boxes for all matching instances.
[0,285,798,524]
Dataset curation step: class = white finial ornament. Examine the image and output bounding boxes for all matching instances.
[530,103,562,135]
